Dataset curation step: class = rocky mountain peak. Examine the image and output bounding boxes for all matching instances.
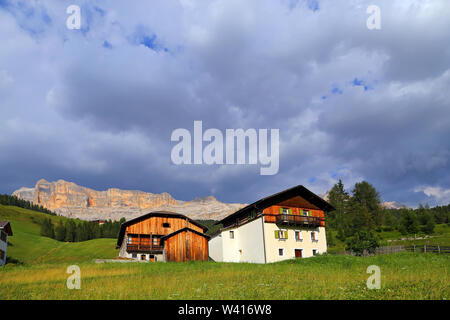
[12,179,246,221]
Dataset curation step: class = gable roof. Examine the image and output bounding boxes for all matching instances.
[217,185,335,225]
[116,211,208,248]
[0,221,13,236]
[160,227,210,244]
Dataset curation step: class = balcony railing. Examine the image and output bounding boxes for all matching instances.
[126,244,164,252]
[276,214,324,227]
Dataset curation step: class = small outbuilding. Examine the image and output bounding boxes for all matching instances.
[0,221,13,266]
[116,211,209,262]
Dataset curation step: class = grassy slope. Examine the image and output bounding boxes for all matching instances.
[0,204,118,264]
[0,253,448,299]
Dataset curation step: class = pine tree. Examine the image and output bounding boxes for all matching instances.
[328,179,350,232]
[40,218,55,238]
[400,209,419,235]
[54,221,66,241]
[351,181,382,229]
[65,220,76,242]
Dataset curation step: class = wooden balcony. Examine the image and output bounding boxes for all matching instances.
[126,244,164,252]
[275,214,324,227]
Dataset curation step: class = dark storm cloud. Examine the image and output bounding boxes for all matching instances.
[0,0,449,206]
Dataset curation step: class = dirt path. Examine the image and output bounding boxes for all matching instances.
[32,242,69,264]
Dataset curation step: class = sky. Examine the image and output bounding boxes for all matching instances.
[0,0,449,207]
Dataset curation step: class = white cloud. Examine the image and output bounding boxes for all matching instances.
[414,186,450,205]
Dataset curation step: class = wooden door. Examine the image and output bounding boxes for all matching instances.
[295,249,302,258]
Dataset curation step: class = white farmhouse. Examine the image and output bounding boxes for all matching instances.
[209,185,335,263]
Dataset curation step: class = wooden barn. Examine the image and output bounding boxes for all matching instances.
[116,211,209,262]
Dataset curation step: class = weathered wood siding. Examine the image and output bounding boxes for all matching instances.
[164,230,209,262]
[263,205,325,227]
[126,216,204,236]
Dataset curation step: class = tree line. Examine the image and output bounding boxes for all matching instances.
[325,180,449,255]
[40,217,126,242]
[0,193,56,215]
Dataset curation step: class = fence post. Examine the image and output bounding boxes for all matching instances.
[438,245,440,254]
[424,245,426,253]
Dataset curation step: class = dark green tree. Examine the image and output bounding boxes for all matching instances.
[351,181,382,229]
[54,221,66,241]
[345,230,379,256]
[421,213,435,234]
[40,218,55,238]
[399,209,419,235]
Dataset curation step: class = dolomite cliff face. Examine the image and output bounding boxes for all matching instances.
[12,179,246,221]
[29,179,178,211]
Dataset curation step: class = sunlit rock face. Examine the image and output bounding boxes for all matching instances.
[12,179,246,221]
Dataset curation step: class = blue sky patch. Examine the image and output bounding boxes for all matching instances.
[103,41,112,49]
[352,77,373,91]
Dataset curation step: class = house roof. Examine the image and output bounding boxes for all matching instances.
[217,185,335,225]
[116,211,208,248]
[0,221,13,236]
[160,227,210,244]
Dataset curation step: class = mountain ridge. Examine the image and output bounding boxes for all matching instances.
[12,179,247,221]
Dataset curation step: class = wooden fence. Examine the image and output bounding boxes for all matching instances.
[340,244,450,256]
[404,245,450,254]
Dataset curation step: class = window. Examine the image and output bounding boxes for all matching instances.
[162,223,170,228]
[295,231,302,241]
[229,231,234,239]
[127,235,132,244]
[247,210,257,220]
[301,210,310,216]
[274,230,288,240]
[278,248,285,256]
[281,208,291,215]
[132,253,137,259]
[312,249,318,256]
[153,237,158,246]
[141,254,147,261]
[0,231,6,242]
[311,232,317,241]
[0,249,4,260]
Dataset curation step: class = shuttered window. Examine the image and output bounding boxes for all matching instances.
[279,207,292,215]
[301,210,311,216]
[295,231,302,241]
[274,230,288,239]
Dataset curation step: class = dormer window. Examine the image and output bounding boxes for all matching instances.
[163,223,170,228]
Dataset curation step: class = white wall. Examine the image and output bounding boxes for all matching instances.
[0,231,7,266]
[220,217,266,264]
[208,234,223,262]
[263,225,327,263]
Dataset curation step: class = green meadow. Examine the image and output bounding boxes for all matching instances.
[0,204,448,300]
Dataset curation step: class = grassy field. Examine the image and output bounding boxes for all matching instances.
[0,253,448,300]
[0,204,449,300]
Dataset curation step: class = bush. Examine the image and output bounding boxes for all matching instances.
[345,230,379,256]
